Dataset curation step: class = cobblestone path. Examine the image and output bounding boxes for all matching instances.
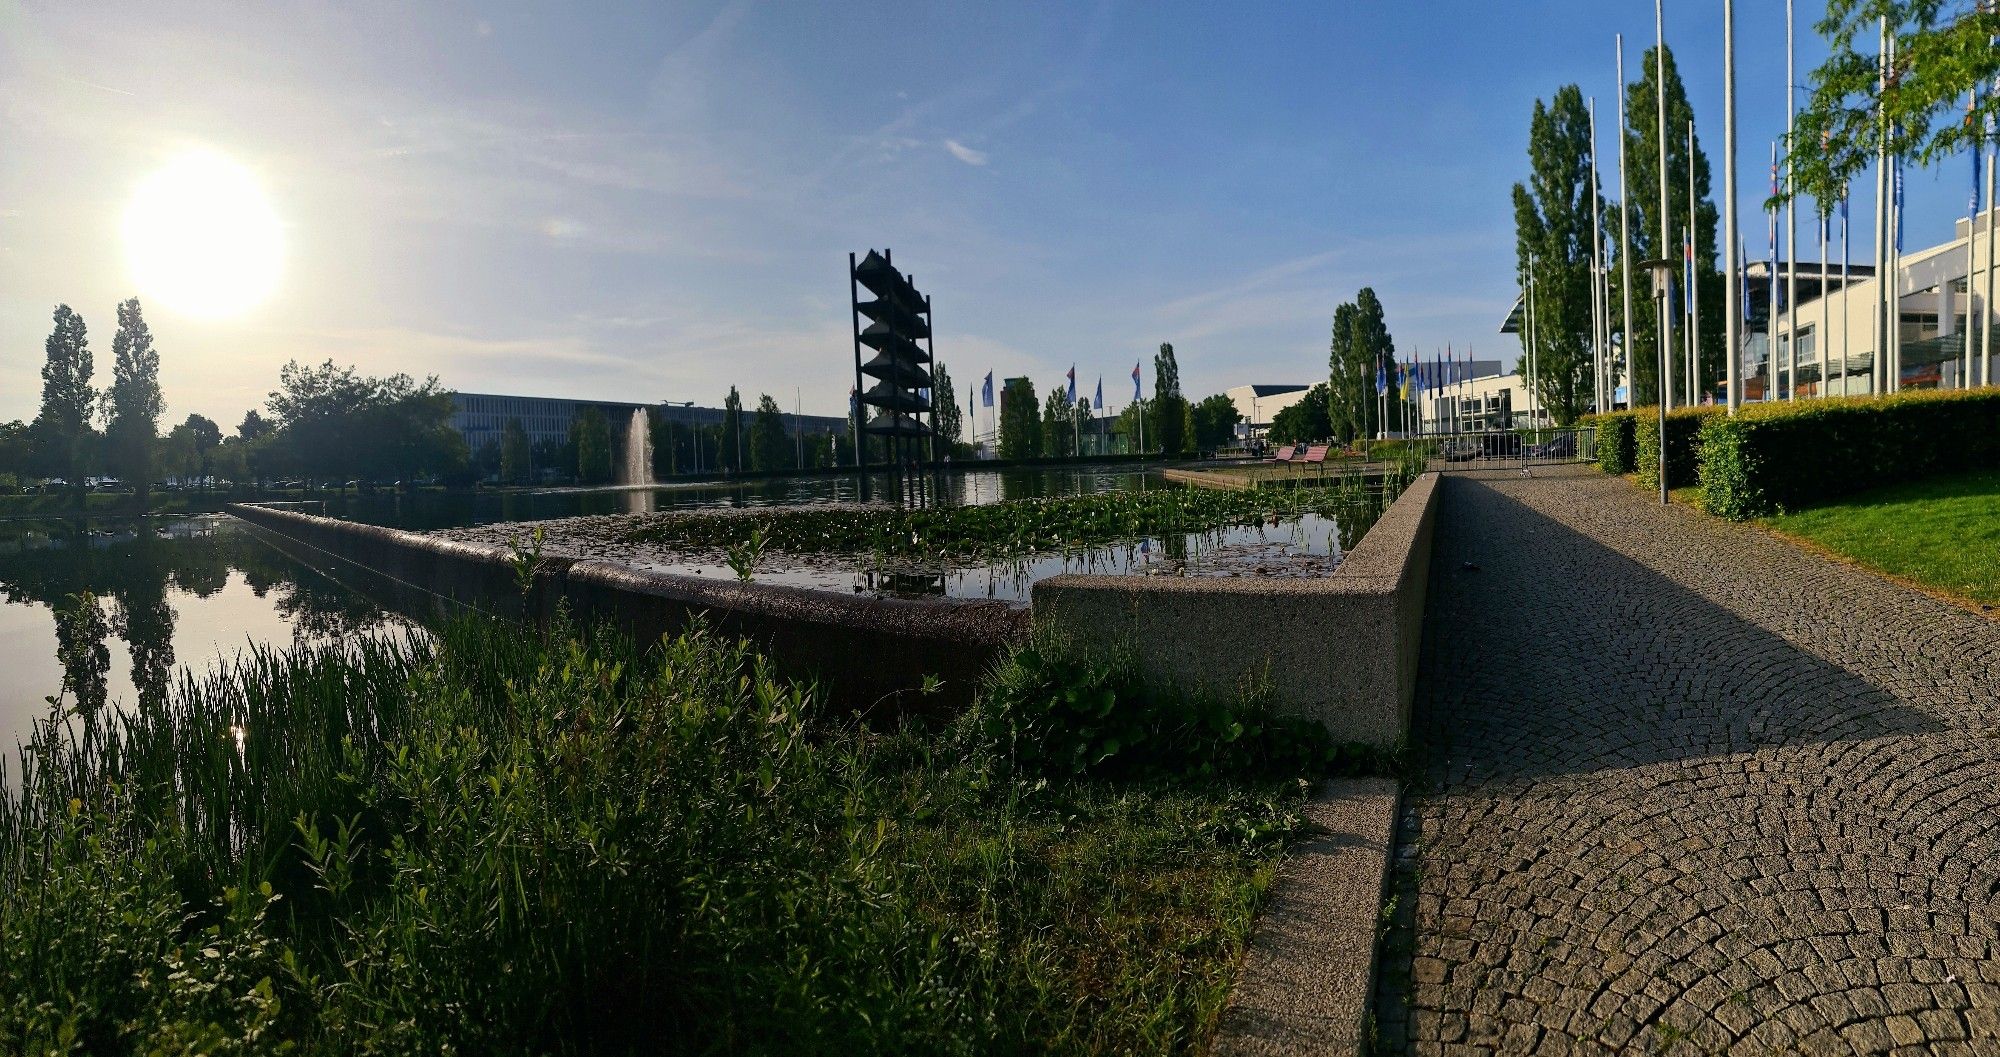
[1374,466,2000,1056]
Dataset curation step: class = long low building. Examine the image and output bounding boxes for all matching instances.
[451,392,850,456]
[1774,209,1998,395]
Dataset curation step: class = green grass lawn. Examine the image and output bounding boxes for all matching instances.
[1764,468,2000,609]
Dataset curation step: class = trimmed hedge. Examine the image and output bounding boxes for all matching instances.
[1589,411,1638,474]
[1698,390,2000,519]
[1632,406,1722,492]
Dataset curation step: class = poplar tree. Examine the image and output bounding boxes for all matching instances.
[1327,301,1363,442]
[931,362,962,447]
[1514,86,1601,426]
[107,298,164,502]
[749,394,788,471]
[32,304,93,498]
[1149,343,1187,456]
[721,387,743,473]
[1350,288,1396,437]
[1618,46,1720,405]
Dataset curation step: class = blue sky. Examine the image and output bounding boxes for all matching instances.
[0,1,1983,425]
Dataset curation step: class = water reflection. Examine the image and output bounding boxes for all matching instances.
[0,516,409,748]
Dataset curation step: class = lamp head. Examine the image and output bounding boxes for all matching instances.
[1637,257,1676,299]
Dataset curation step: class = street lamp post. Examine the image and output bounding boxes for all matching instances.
[1640,258,1677,505]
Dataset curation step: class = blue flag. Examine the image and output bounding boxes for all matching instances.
[1094,377,1103,411]
[1131,361,1142,400]
[1894,153,1906,253]
[1067,365,1076,404]
[981,371,994,408]
[1375,363,1387,396]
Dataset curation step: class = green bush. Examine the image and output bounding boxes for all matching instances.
[977,632,1377,781]
[1632,406,1721,492]
[1698,390,2000,519]
[1588,411,1637,474]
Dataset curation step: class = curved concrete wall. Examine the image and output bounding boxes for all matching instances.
[227,503,1027,710]
[1028,472,1439,746]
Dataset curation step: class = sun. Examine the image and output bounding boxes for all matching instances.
[122,151,282,319]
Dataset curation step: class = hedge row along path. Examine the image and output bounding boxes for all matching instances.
[1374,465,2000,1055]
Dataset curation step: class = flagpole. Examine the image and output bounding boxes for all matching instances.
[1688,121,1701,404]
[1655,0,1675,411]
[1590,97,1607,415]
[1723,4,1741,412]
[1618,33,1638,411]
[1987,96,1997,387]
[1969,89,1982,390]
[1820,208,1830,399]
[1841,195,1851,395]
[1786,0,1798,401]
[1768,141,1781,402]
[1875,16,1889,395]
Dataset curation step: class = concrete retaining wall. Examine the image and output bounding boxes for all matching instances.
[1029,471,1439,746]
[228,504,1027,710]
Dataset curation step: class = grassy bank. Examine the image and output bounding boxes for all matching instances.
[1763,468,2000,609]
[1,611,1337,1054]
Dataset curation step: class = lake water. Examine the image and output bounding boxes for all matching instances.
[0,468,1152,753]
[292,467,1158,529]
[0,515,413,763]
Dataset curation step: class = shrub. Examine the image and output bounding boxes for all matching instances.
[1588,411,1637,474]
[978,631,1385,781]
[1632,405,1721,492]
[1,615,1324,1054]
[1697,389,2000,519]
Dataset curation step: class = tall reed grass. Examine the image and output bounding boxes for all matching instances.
[2,611,1320,1054]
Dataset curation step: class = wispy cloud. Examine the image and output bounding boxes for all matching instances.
[943,139,988,166]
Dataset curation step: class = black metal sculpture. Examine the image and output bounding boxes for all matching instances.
[849,249,936,474]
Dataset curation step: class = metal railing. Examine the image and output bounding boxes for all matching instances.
[1423,428,1597,474]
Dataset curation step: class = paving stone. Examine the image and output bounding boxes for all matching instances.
[1372,468,2000,1055]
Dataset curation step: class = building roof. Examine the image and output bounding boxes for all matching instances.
[1227,383,1311,397]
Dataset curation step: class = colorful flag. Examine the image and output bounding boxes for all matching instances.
[1067,365,1076,404]
[1894,148,1905,254]
[1971,90,1983,220]
[981,372,994,408]
[1683,235,1694,315]
[1131,361,1142,400]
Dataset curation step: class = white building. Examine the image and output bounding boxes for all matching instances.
[1772,208,1999,396]
[1225,384,1311,440]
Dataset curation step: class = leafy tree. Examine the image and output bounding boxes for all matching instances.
[998,377,1040,460]
[1149,343,1188,456]
[266,360,466,486]
[0,420,27,480]
[1328,292,1396,442]
[1041,384,1076,458]
[1618,47,1720,405]
[931,362,962,448]
[1791,3,2000,205]
[161,413,220,487]
[721,387,744,473]
[238,409,271,442]
[1191,393,1243,450]
[32,304,93,495]
[500,418,532,484]
[572,408,613,484]
[1268,384,1333,445]
[1514,86,1601,427]
[105,298,164,501]
[1327,302,1362,442]
[749,394,790,471]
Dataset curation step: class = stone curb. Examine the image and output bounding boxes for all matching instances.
[1214,776,1401,1057]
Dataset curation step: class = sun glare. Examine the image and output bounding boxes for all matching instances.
[122,151,282,319]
